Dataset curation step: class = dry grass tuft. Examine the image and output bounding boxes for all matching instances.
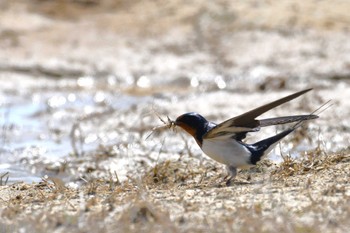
[272,146,350,179]
[142,160,200,188]
[1,150,350,232]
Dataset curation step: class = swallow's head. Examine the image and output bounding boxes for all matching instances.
[175,112,208,141]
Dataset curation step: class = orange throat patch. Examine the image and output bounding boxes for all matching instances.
[176,122,202,146]
[177,122,196,136]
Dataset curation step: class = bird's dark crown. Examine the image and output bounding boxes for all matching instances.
[175,112,210,145]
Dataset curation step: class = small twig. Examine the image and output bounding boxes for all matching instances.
[69,108,116,157]
[65,198,78,211]
[1,105,11,147]
[0,172,9,186]
[79,176,89,184]
[114,171,120,185]
[146,114,176,139]
[198,166,208,185]
[70,121,85,157]
[180,133,193,158]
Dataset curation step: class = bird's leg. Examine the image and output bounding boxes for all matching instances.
[220,174,229,184]
[225,166,237,186]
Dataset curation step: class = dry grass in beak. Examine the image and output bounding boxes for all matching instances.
[146,115,176,139]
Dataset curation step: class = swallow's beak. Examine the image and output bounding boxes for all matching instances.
[174,118,181,126]
[174,117,183,129]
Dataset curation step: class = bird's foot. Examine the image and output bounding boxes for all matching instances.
[225,178,233,186]
[225,176,236,186]
[220,175,228,183]
[214,175,232,187]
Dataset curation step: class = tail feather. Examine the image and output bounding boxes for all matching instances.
[247,100,331,165]
[249,128,294,165]
[259,115,318,127]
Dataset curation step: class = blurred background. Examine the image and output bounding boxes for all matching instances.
[0,0,349,184]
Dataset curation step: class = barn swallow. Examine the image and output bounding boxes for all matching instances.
[175,89,318,185]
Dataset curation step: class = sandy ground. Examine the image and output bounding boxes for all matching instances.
[1,153,349,232]
[1,0,350,232]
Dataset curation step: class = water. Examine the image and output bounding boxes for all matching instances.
[0,79,154,184]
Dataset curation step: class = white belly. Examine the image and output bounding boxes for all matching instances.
[201,138,252,168]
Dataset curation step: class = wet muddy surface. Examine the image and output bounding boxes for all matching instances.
[0,1,350,232]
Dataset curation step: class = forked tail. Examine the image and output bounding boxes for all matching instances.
[249,128,295,165]
[248,100,332,165]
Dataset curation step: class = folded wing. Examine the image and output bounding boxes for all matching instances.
[204,89,314,140]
